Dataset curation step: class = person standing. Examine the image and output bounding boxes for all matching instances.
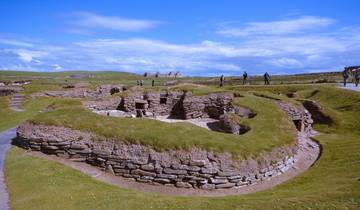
[243,71,248,85]
[342,68,349,87]
[264,72,271,85]
[220,75,225,87]
[152,79,155,87]
[355,69,360,87]
[140,80,144,86]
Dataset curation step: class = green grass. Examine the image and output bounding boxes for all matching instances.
[0,96,56,131]
[4,85,360,210]
[29,93,295,159]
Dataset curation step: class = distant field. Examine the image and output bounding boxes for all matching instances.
[0,70,345,86]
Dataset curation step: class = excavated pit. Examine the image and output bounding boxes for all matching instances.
[302,100,333,125]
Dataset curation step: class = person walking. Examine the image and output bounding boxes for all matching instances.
[243,71,248,85]
[140,80,144,86]
[264,72,271,85]
[342,68,349,87]
[220,75,225,87]
[355,69,360,87]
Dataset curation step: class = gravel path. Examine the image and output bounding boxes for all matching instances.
[0,128,16,210]
[338,83,360,92]
[29,132,320,197]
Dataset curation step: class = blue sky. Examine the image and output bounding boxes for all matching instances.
[0,0,359,76]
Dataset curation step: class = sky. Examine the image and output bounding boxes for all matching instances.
[0,0,359,76]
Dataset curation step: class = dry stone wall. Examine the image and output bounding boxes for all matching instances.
[118,91,234,120]
[182,92,234,119]
[15,122,297,190]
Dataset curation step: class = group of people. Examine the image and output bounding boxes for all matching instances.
[219,72,271,87]
[137,79,157,87]
[342,67,360,87]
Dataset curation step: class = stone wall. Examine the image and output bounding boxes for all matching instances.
[0,87,21,96]
[15,122,298,190]
[118,91,234,120]
[276,102,313,134]
[182,92,234,119]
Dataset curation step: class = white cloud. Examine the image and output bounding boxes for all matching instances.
[268,58,303,68]
[52,64,62,70]
[0,38,34,47]
[69,12,161,32]
[217,16,334,37]
[11,49,48,63]
[1,17,359,75]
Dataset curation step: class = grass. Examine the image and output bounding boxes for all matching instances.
[4,85,360,210]
[0,96,56,131]
[29,93,295,159]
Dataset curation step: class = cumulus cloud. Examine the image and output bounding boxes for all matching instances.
[68,12,161,33]
[217,16,334,36]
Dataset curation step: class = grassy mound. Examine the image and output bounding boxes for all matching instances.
[28,93,295,159]
[4,86,360,209]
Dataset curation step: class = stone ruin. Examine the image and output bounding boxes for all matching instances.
[0,86,22,96]
[13,87,319,191]
[117,91,234,119]
[34,84,125,99]
[86,89,257,135]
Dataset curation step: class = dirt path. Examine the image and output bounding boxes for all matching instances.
[0,128,16,210]
[10,93,24,112]
[29,132,320,197]
[339,83,360,92]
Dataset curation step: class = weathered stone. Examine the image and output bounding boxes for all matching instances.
[141,164,155,171]
[175,182,192,188]
[236,182,248,187]
[42,145,58,150]
[70,144,87,150]
[106,164,115,175]
[209,178,228,184]
[93,149,111,157]
[163,168,187,175]
[136,177,153,183]
[153,178,171,184]
[126,163,139,170]
[156,174,177,179]
[229,179,241,183]
[187,165,201,171]
[227,175,242,180]
[215,183,235,189]
[199,183,215,190]
[217,171,240,177]
[171,164,189,170]
[131,169,156,177]
[114,168,130,174]
[189,159,206,166]
[200,167,218,174]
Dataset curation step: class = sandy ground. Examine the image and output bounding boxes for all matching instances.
[29,132,320,197]
[338,83,360,92]
[154,115,221,131]
[0,128,15,210]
